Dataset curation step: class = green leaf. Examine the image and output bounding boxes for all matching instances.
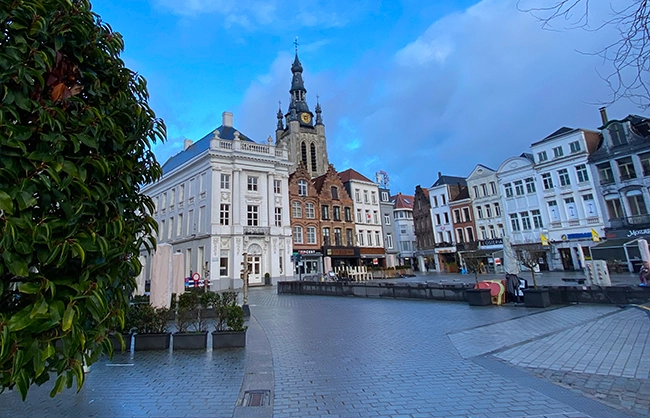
[49,375,66,398]
[16,191,37,210]
[62,304,74,332]
[3,252,29,277]
[0,190,13,215]
[18,282,40,294]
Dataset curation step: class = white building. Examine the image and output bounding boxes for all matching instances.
[466,165,505,242]
[497,153,549,269]
[340,168,386,266]
[143,112,293,289]
[530,127,605,270]
[392,193,416,266]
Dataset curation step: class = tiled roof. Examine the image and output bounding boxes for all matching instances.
[431,175,467,188]
[338,168,374,183]
[391,193,414,209]
[450,187,469,202]
[531,127,579,146]
[161,125,255,175]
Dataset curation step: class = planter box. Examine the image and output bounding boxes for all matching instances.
[134,333,171,351]
[524,288,551,308]
[173,332,208,350]
[212,331,246,348]
[466,288,492,306]
[109,334,132,352]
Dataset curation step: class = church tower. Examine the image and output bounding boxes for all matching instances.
[275,49,329,178]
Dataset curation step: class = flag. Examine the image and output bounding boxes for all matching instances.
[540,234,549,246]
[591,228,600,242]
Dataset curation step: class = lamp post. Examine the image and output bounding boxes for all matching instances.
[241,252,250,317]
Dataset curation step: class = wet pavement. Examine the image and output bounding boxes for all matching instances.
[1,275,649,417]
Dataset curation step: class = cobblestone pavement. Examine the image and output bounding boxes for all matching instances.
[494,306,650,417]
[0,347,246,418]
[248,288,644,417]
[1,285,647,418]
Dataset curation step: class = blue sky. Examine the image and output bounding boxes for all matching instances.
[91,0,640,194]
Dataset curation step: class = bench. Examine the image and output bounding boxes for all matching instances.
[562,278,586,285]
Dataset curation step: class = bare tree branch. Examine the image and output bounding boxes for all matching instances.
[519,0,650,109]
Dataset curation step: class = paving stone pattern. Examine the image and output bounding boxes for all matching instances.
[1,286,647,418]
[0,349,245,418]
[248,290,626,417]
[449,305,617,359]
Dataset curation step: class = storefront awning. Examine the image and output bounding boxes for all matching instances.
[591,238,639,249]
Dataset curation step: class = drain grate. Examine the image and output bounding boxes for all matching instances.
[241,390,271,407]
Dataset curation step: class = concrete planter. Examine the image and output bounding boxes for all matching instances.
[109,334,132,352]
[524,288,551,308]
[173,332,208,350]
[466,288,492,306]
[212,331,246,348]
[134,333,171,351]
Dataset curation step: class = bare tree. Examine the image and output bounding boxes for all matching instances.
[519,0,650,109]
[460,242,482,287]
[513,243,547,289]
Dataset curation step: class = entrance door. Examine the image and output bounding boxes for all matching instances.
[559,248,574,270]
[248,255,262,285]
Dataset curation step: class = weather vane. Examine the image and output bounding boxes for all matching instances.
[294,36,299,53]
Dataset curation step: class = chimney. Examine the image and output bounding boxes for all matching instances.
[183,139,193,151]
[222,111,234,127]
[599,107,608,125]
[438,172,442,179]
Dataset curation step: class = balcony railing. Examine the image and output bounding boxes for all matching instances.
[243,226,270,236]
[619,173,638,181]
[599,178,615,185]
[608,215,650,228]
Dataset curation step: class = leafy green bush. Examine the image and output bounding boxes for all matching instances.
[176,292,200,333]
[0,0,164,399]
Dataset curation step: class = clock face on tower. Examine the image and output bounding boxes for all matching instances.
[300,112,312,124]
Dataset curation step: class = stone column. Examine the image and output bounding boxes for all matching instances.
[150,243,172,309]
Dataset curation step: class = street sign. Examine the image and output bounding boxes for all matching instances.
[192,272,200,281]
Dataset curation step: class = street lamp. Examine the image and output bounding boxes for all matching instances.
[241,252,251,317]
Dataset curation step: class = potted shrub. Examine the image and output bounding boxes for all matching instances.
[515,243,551,308]
[463,245,492,306]
[212,291,247,348]
[132,303,172,351]
[173,291,208,350]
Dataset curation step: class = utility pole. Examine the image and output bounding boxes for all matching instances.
[241,252,250,317]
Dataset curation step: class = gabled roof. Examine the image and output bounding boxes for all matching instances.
[339,168,374,184]
[161,125,255,175]
[531,127,580,146]
[391,193,414,209]
[431,175,466,188]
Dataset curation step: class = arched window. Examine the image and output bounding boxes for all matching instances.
[310,143,317,172]
[301,142,308,167]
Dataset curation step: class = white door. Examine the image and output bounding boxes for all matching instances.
[248,255,262,285]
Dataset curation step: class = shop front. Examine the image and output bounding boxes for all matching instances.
[359,248,386,268]
[323,246,360,272]
[590,227,650,272]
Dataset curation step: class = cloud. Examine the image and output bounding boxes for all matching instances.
[236,0,641,194]
[151,0,350,29]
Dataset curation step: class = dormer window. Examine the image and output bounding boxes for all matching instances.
[610,123,626,146]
